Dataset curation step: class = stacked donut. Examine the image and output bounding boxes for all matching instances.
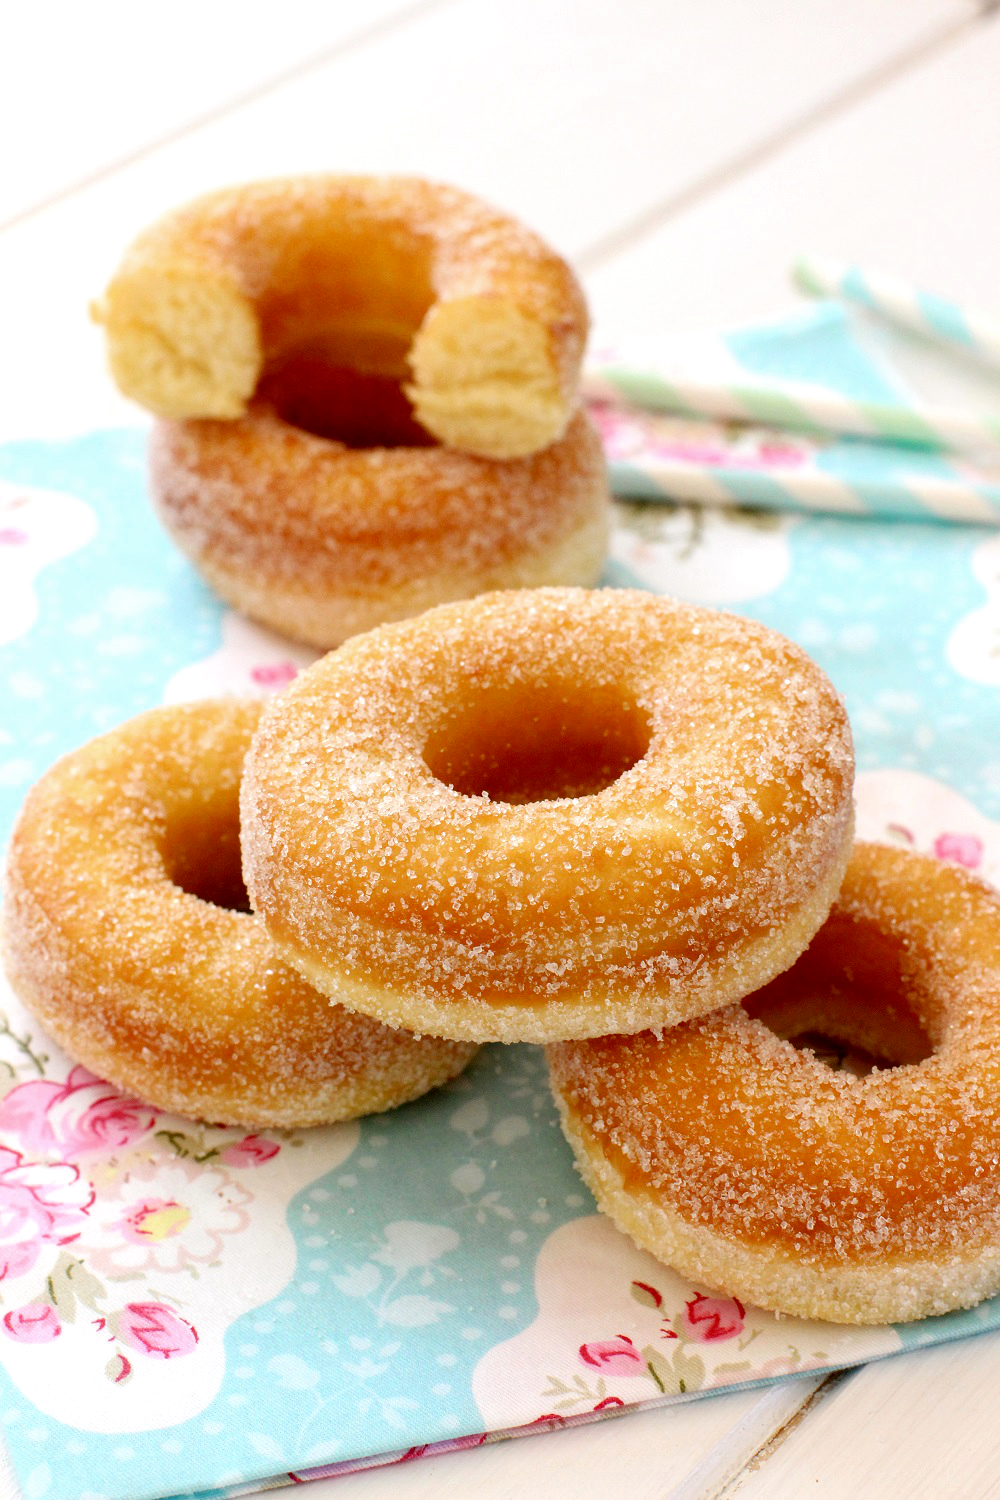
[94,175,610,648]
[5,176,1000,1334]
[6,174,616,1134]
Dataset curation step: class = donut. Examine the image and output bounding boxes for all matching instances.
[94,174,588,459]
[240,587,855,1044]
[548,842,1000,1324]
[1,699,477,1128]
[147,388,609,650]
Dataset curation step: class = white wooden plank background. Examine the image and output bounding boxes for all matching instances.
[0,0,973,440]
[0,0,445,227]
[586,6,1000,335]
[1,3,999,1496]
[727,1331,1000,1498]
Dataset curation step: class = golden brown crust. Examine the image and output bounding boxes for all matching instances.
[241,588,855,1043]
[555,1105,1000,1327]
[148,407,610,650]
[548,843,1000,1323]
[2,700,476,1127]
[95,175,588,458]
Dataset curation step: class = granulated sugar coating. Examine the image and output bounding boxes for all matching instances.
[95,174,588,459]
[548,843,1000,1324]
[148,404,609,649]
[241,587,855,1043]
[1,700,477,1127]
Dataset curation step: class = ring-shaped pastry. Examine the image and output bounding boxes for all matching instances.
[2,699,477,1127]
[548,842,1000,1324]
[148,396,609,649]
[95,174,588,458]
[241,587,855,1043]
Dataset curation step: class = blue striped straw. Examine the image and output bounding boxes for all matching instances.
[794,256,1000,375]
[583,362,1000,463]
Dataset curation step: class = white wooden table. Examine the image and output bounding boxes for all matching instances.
[2,3,999,1495]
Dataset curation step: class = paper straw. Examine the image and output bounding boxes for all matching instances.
[794,255,1000,374]
[586,400,1000,524]
[583,362,1000,464]
[604,447,1000,525]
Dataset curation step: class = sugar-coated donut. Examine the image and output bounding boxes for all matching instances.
[548,842,1000,1324]
[241,588,855,1044]
[1,700,476,1128]
[148,391,610,649]
[95,175,588,458]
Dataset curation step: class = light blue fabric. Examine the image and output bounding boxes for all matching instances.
[2,303,998,1497]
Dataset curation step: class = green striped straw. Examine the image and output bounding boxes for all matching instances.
[794,255,1000,375]
[583,363,1000,464]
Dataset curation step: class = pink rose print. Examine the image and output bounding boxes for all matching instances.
[0,1241,40,1281]
[250,661,299,689]
[219,1134,280,1168]
[683,1293,745,1342]
[643,432,810,469]
[89,1158,250,1275]
[648,436,730,466]
[119,1302,198,1360]
[579,1334,646,1375]
[0,1146,93,1278]
[0,1066,156,1160]
[757,441,807,468]
[586,402,647,461]
[631,1279,664,1309]
[586,394,813,471]
[119,1197,192,1247]
[932,832,983,871]
[396,1434,487,1464]
[3,1303,62,1344]
[292,1436,488,1485]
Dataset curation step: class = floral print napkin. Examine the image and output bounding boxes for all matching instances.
[0,306,998,1499]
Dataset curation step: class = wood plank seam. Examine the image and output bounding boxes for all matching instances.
[718,1371,855,1497]
[658,1376,833,1500]
[575,7,987,275]
[0,0,458,238]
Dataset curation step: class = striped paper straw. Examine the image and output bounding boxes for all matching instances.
[794,255,1000,374]
[583,362,1000,464]
[587,400,1000,524]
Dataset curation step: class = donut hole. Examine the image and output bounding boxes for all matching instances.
[258,357,435,449]
[743,914,934,1074]
[423,682,651,803]
[256,226,435,378]
[160,802,251,914]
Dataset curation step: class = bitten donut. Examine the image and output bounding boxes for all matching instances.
[241,588,855,1044]
[148,394,609,649]
[1,700,476,1127]
[95,174,588,458]
[548,842,1000,1324]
